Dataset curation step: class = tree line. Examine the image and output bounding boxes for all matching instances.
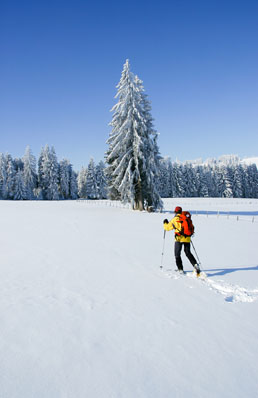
[158,158,258,199]
[1,60,258,205]
[1,145,257,201]
[0,146,107,201]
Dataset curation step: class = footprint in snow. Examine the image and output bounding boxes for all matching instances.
[164,269,258,303]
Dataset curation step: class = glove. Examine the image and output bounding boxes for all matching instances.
[163,219,169,224]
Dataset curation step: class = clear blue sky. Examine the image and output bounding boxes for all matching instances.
[1,0,258,170]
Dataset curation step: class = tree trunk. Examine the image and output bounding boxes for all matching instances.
[134,179,143,211]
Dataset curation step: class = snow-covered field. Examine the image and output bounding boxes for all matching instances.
[1,198,258,398]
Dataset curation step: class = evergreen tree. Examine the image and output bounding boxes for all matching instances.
[23,146,37,199]
[13,158,24,172]
[205,166,216,197]
[40,145,59,200]
[106,59,162,210]
[6,154,16,199]
[240,164,250,198]
[223,166,233,198]
[167,160,175,197]
[85,158,98,199]
[247,164,258,198]
[77,167,88,198]
[59,159,70,199]
[208,166,219,198]
[182,164,197,197]
[0,153,8,199]
[196,166,209,197]
[173,163,185,197]
[96,161,107,199]
[215,165,233,198]
[137,76,163,209]
[38,147,44,193]
[69,166,78,199]
[13,169,27,200]
[158,158,170,197]
[232,164,244,198]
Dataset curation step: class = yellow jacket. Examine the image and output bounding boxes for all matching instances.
[164,215,191,243]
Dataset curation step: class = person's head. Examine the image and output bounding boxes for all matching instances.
[174,206,182,214]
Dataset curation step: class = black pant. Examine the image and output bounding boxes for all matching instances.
[174,241,197,271]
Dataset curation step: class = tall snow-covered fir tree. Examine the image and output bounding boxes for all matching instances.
[106,59,162,211]
[136,75,163,209]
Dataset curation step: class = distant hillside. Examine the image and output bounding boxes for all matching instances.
[241,157,258,168]
[178,155,258,168]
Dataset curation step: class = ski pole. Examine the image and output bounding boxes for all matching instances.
[190,240,201,267]
[160,230,166,269]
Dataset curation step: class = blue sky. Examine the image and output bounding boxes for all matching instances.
[1,0,257,170]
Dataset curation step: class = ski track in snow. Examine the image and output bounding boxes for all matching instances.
[164,270,258,303]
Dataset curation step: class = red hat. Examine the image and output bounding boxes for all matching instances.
[174,206,182,213]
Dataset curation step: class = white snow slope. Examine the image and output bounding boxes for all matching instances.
[0,199,258,398]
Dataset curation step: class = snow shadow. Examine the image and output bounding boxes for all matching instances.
[204,265,258,277]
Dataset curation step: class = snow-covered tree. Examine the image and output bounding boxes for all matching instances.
[6,154,16,199]
[231,164,243,198]
[182,164,197,197]
[157,158,170,197]
[23,146,37,199]
[212,165,232,198]
[38,145,59,200]
[59,159,70,199]
[137,76,163,209]
[195,166,209,197]
[0,153,8,199]
[68,166,78,199]
[106,59,162,210]
[77,167,88,198]
[13,158,24,172]
[204,166,215,197]
[38,147,44,192]
[13,169,27,200]
[247,164,258,198]
[222,166,233,198]
[172,163,185,197]
[85,158,98,199]
[96,161,107,199]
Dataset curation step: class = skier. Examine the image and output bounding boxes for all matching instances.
[163,206,200,275]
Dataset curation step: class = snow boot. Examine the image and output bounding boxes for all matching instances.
[194,264,201,276]
[175,268,185,275]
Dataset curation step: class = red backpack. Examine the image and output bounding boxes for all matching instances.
[177,211,195,237]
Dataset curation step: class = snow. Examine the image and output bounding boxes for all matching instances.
[1,199,258,397]
[162,197,258,215]
[176,154,258,169]
[241,157,258,168]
